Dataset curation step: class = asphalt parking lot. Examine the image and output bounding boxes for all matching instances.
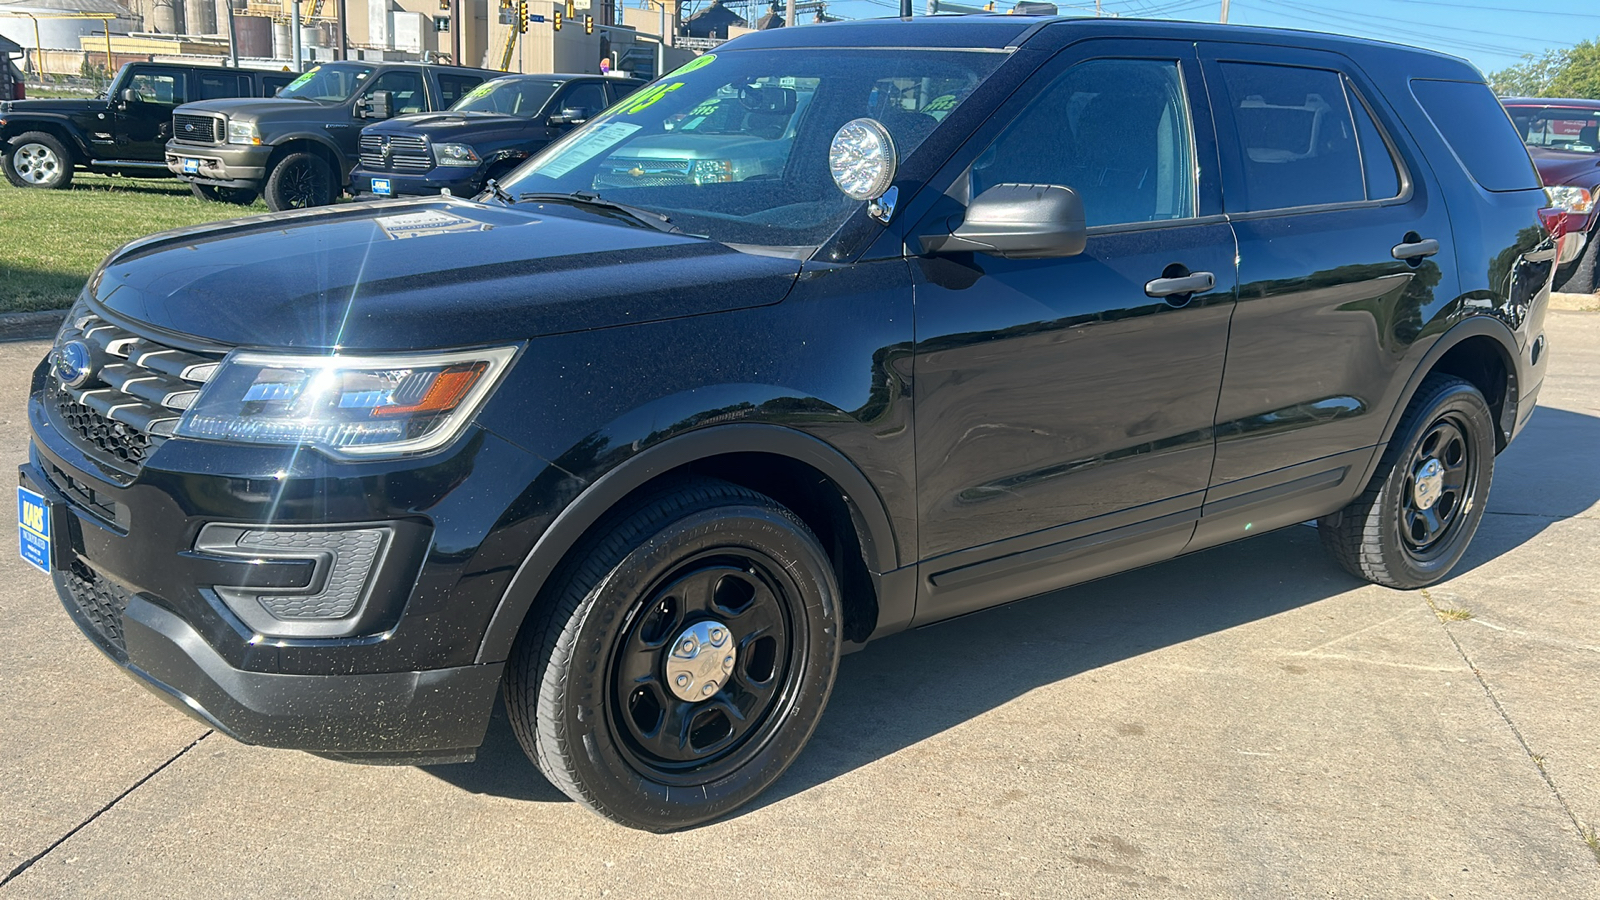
[2,312,1597,898]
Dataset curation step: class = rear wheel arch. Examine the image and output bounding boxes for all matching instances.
[1380,317,1520,457]
[475,425,903,665]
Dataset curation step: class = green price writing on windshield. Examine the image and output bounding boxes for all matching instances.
[286,67,319,90]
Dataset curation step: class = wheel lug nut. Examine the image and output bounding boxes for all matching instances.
[702,682,717,697]
[710,628,725,643]
[723,655,734,670]
[675,674,690,688]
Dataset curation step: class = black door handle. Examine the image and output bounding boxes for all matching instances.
[1145,271,1215,299]
[1391,238,1440,260]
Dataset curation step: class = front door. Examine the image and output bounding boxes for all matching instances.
[910,44,1237,623]
[115,67,186,161]
[1189,44,1461,549]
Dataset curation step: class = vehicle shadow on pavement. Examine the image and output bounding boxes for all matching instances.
[421,406,1599,811]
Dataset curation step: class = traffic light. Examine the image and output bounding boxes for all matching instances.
[438,0,448,10]
[517,0,527,32]
[565,0,575,17]
[552,8,562,29]
[584,13,593,33]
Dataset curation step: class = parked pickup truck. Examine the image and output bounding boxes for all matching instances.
[167,61,493,211]
[1,62,296,190]
[1502,97,1600,295]
[350,73,646,199]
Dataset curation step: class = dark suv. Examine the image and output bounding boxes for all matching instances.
[1502,98,1600,294]
[165,61,493,210]
[23,18,1557,831]
[351,73,646,199]
[1,62,295,190]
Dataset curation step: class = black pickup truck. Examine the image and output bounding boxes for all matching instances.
[167,61,494,211]
[1,62,296,190]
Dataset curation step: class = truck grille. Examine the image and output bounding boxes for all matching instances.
[359,133,432,172]
[47,307,222,474]
[172,113,223,145]
[62,560,132,656]
[594,159,695,189]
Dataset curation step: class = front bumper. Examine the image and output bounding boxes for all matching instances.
[350,165,483,198]
[164,140,269,187]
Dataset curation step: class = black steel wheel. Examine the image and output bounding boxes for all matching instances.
[504,477,841,831]
[263,151,335,211]
[1319,374,1496,589]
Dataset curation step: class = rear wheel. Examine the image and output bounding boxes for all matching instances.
[504,477,841,831]
[1556,234,1598,295]
[2,131,74,189]
[189,182,259,205]
[1319,374,1496,588]
[263,151,335,211]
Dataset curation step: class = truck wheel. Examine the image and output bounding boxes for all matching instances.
[1556,235,1598,295]
[503,477,841,831]
[263,152,334,211]
[190,183,259,205]
[1318,374,1495,589]
[2,131,74,189]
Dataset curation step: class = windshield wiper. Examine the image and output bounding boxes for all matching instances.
[515,190,680,234]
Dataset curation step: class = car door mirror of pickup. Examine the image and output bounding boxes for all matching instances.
[359,90,394,119]
[920,183,1087,259]
[119,88,137,105]
[548,107,591,127]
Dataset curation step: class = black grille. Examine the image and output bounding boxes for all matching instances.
[359,133,432,172]
[172,113,221,144]
[46,307,222,475]
[63,561,132,654]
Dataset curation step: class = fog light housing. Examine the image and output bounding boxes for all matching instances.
[195,523,393,639]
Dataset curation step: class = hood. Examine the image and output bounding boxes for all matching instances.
[88,197,803,352]
[176,97,329,121]
[1527,147,1600,189]
[365,111,532,139]
[1,97,106,114]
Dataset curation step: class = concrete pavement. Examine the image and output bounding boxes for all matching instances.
[2,314,1597,897]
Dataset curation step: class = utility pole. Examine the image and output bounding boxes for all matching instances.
[787,0,795,27]
[1219,0,1228,23]
[291,0,302,69]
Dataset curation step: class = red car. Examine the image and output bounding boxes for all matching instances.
[1502,98,1600,294]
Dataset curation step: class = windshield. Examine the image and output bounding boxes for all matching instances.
[452,77,562,116]
[499,48,1006,248]
[1507,106,1600,154]
[278,63,377,103]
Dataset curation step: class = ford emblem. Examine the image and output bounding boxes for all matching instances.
[51,340,95,389]
[185,122,194,132]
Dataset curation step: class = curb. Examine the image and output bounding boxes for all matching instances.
[1549,292,1599,312]
[0,310,67,343]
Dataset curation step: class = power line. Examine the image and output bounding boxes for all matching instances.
[1231,0,1563,56]
[1269,0,1579,47]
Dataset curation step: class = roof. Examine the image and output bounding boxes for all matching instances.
[1501,97,1600,110]
[0,34,24,55]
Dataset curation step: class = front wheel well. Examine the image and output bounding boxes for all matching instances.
[265,140,341,180]
[1425,335,1514,451]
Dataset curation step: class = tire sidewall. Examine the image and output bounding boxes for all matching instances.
[265,152,333,211]
[1374,382,1496,586]
[544,505,840,831]
[4,132,72,189]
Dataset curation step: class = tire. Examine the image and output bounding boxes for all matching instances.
[189,182,259,205]
[504,477,841,831]
[1319,374,1496,589]
[1555,232,1598,295]
[2,131,75,189]
[262,151,335,211]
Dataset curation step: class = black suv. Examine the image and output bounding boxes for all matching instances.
[23,18,1557,831]
[351,73,646,199]
[0,62,295,190]
[165,61,493,210]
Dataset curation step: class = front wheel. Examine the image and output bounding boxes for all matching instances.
[2,131,75,189]
[504,478,841,831]
[1319,374,1496,588]
[263,151,335,211]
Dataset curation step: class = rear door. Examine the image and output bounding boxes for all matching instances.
[910,40,1237,622]
[1190,43,1461,548]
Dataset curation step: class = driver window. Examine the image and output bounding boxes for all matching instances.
[970,58,1195,227]
[365,71,424,114]
[126,71,185,105]
[558,82,607,116]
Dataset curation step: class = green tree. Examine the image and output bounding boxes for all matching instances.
[1546,39,1600,99]
[1489,48,1568,98]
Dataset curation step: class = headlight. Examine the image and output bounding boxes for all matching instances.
[227,119,260,145]
[433,142,482,167]
[1545,185,1594,215]
[174,347,517,458]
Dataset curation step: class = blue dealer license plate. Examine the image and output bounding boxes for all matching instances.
[18,485,51,574]
[372,178,392,196]
[181,158,200,175]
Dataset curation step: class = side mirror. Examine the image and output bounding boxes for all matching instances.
[360,90,393,119]
[921,183,1086,259]
[548,107,590,126]
[119,88,137,104]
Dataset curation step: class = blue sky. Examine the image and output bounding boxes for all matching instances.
[816,0,1600,78]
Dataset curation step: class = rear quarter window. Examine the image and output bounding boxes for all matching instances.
[1411,79,1540,192]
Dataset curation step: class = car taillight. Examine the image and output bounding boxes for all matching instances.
[1538,206,1567,241]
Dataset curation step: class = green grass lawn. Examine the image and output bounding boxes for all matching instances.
[0,173,267,312]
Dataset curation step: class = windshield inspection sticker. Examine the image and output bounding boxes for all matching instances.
[374,209,493,240]
[537,121,642,177]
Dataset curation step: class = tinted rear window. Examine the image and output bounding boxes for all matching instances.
[1411,79,1540,192]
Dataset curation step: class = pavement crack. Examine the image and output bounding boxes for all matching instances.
[1421,589,1600,870]
[0,730,212,888]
